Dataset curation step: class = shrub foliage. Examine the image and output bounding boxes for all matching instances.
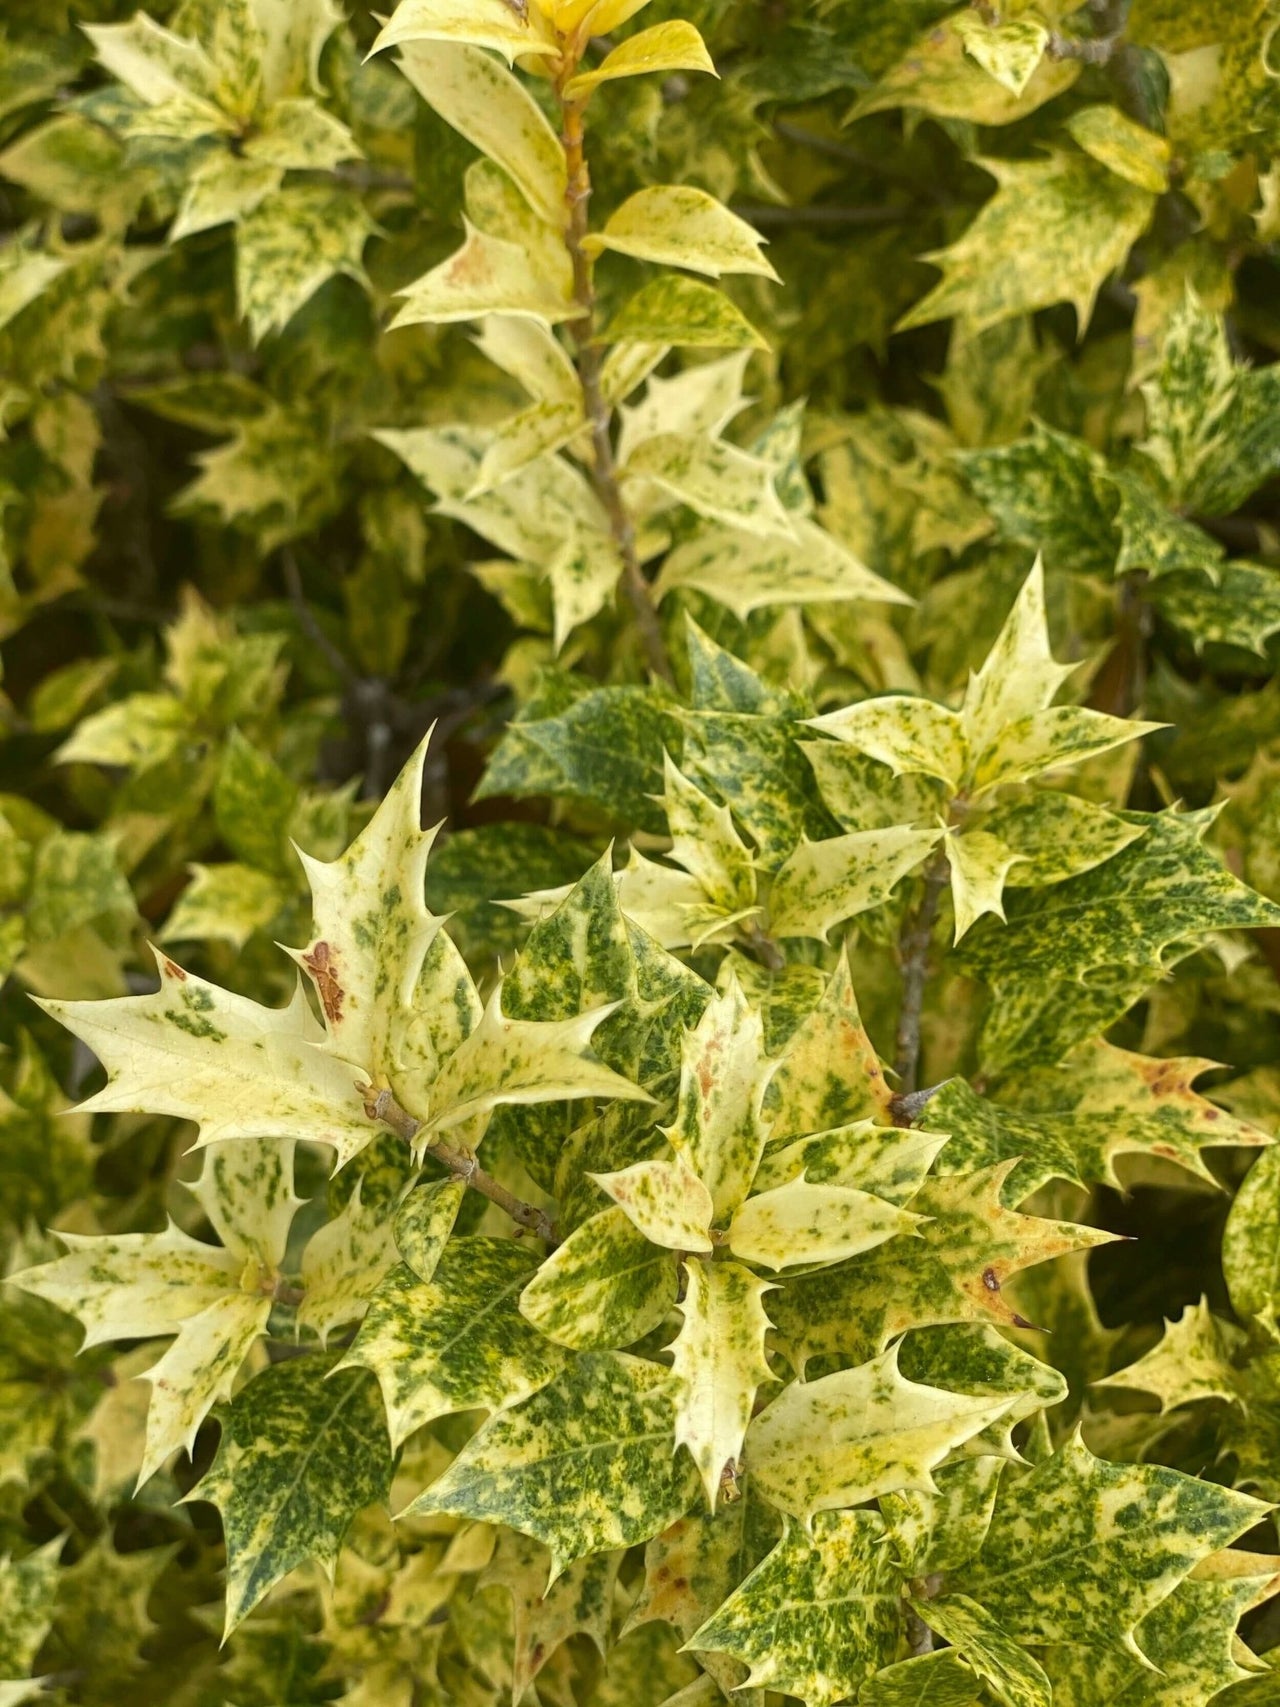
[5,0,1280,1703]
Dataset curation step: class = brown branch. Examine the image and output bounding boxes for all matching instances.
[366,1088,558,1244]
[893,849,950,1096]
[555,79,673,684]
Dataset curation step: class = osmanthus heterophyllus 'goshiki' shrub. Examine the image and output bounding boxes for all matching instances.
[8,0,1280,1704]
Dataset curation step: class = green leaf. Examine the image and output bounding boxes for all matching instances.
[518,1205,676,1350]
[950,1432,1268,1659]
[851,14,1075,125]
[589,185,776,280]
[160,862,284,951]
[236,184,374,342]
[957,423,1116,577]
[605,276,768,351]
[1224,1147,1280,1334]
[961,810,1280,1074]
[1152,563,1280,656]
[481,1531,619,1702]
[981,792,1144,888]
[765,950,897,1135]
[670,1257,774,1506]
[898,153,1155,335]
[564,22,715,97]
[945,828,1022,942]
[392,218,574,330]
[860,1649,983,1706]
[915,1595,1051,1707]
[214,729,297,875]
[0,1544,59,1690]
[196,1355,393,1635]
[689,1511,902,1706]
[339,1239,568,1445]
[744,1344,1015,1524]
[296,1176,397,1344]
[661,751,757,918]
[403,1350,700,1576]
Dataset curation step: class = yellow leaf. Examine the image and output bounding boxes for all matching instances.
[672,1259,774,1506]
[565,22,715,99]
[588,185,776,280]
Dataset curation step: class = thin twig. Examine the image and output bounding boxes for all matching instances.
[893,849,950,1096]
[366,1088,558,1244]
[555,77,673,683]
[1047,29,1122,62]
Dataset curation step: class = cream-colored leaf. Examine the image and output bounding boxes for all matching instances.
[745,1345,1014,1525]
[545,521,622,652]
[396,40,566,224]
[945,828,1024,944]
[84,15,221,110]
[1094,1297,1242,1413]
[189,1135,301,1270]
[617,350,752,462]
[470,399,586,497]
[769,825,942,942]
[564,22,715,98]
[588,185,775,280]
[953,14,1049,96]
[424,984,651,1140]
[1065,104,1170,194]
[962,562,1072,758]
[807,698,968,790]
[663,974,773,1222]
[970,705,1162,796]
[138,1290,269,1482]
[756,1121,950,1204]
[662,751,756,915]
[728,1177,923,1271]
[170,151,280,241]
[391,219,575,330]
[767,950,896,1136]
[297,1178,397,1344]
[654,518,909,618]
[473,315,580,407]
[672,1259,774,1507]
[291,732,450,1087]
[622,432,792,537]
[36,952,375,1166]
[370,0,557,64]
[591,1158,715,1252]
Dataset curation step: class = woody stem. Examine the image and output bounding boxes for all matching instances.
[556,71,673,683]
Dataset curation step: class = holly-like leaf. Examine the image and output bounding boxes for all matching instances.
[403,1350,700,1577]
[688,1511,903,1707]
[769,824,942,942]
[519,1206,677,1350]
[860,1649,983,1706]
[670,1257,774,1507]
[196,1356,393,1635]
[951,1432,1268,1660]
[655,517,907,618]
[12,1138,299,1483]
[589,185,776,280]
[915,1595,1051,1707]
[769,1165,1112,1370]
[663,975,772,1222]
[296,1178,397,1344]
[765,950,896,1136]
[481,1531,619,1703]
[0,1544,59,1695]
[37,952,375,1166]
[1224,1147,1280,1334]
[396,39,566,225]
[236,185,373,342]
[728,1177,922,1271]
[945,828,1022,942]
[744,1344,1015,1523]
[564,21,715,97]
[392,1176,466,1281]
[339,1239,567,1447]
[898,152,1155,335]
[371,0,558,64]
[392,218,574,330]
[757,1120,949,1205]
[592,1158,715,1252]
[605,275,768,351]
[1094,1297,1243,1414]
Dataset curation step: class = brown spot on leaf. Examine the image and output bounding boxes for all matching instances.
[303,940,344,1025]
[982,1266,1000,1292]
[161,958,187,981]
